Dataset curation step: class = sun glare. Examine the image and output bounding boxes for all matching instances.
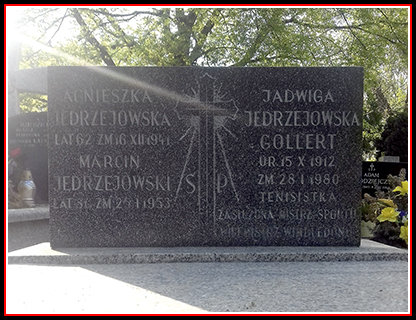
[5,6,26,46]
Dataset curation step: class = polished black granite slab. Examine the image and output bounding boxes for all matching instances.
[48,67,363,247]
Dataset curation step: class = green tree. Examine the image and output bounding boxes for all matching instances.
[375,109,408,162]
[11,7,409,158]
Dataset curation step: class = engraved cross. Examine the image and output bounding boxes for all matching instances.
[176,73,235,217]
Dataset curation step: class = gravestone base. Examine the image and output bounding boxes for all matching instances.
[8,205,50,252]
[8,240,407,265]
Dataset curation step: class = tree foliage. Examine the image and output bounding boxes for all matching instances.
[12,7,409,158]
[375,109,408,162]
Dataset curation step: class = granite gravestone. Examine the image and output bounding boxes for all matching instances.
[8,112,48,203]
[48,67,363,247]
[362,161,408,196]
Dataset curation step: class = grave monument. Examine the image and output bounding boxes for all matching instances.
[48,67,363,247]
[8,112,48,203]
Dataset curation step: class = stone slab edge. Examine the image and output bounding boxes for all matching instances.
[8,241,408,265]
[8,206,50,223]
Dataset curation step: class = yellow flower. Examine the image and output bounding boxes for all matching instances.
[393,181,408,196]
[378,199,397,208]
[400,222,408,245]
[377,207,399,223]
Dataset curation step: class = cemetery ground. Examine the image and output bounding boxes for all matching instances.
[6,256,409,314]
[6,238,409,314]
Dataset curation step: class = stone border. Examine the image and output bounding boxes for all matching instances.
[8,240,408,265]
[8,205,49,223]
